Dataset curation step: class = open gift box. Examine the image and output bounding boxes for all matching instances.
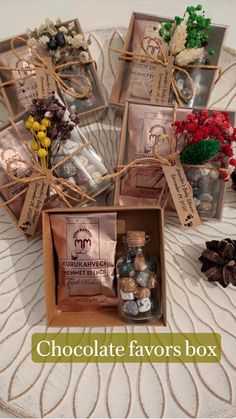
[0,105,111,238]
[0,19,107,125]
[110,12,227,111]
[114,100,236,222]
[42,206,166,327]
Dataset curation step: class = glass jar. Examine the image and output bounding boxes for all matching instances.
[116,230,161,323]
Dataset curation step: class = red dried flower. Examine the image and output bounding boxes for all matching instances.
[230,158,236,166]
[221,144,234,157]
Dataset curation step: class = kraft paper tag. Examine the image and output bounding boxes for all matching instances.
[162,156,201,229]
[151,56,174,105]
[18,176,50,236]
[35,56,57,98]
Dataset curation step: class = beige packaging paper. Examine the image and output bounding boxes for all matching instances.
[162,156,201,229]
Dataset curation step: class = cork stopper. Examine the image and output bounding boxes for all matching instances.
[127,231,145,247]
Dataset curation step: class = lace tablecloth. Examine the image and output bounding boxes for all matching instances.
[0,28,236,418]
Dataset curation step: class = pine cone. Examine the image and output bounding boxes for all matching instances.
[199,239,236,288]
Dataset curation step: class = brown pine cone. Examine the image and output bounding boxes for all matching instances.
[199,239,236,288]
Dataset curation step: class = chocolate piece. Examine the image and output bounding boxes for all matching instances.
[137,297,151,313]
[198,201,213,212]
[186,167,202,182]
[134,287,151,299]
[120,277,137,293]
[123,300,139,316]
[136,270,150,287]
[120,290,134,301]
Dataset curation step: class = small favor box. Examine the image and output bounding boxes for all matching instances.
[110,12,227,111]
[0,109,110,238]
[114,100,235,222]
[43,206,166,327]
[0,19,107,125]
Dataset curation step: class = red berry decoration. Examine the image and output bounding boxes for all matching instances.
[199,239,236,287]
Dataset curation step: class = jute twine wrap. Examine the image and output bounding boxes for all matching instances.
[0,36,93,100]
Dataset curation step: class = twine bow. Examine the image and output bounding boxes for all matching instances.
[0,139,95,210]
[0,36,93,100]
[111,36,221,105]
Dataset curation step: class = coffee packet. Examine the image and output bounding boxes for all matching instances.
[0,44,37,115]
[120,19,163,104]
[50,212,117,311]
[119,103,191,203]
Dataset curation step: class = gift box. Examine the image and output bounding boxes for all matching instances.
[0,19,107,125]
[42,206,166,327]
[0,96,110,238]
[110,12,227,111]
[114,100,236,222]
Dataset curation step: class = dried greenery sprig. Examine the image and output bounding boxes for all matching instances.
[157,5,215,66]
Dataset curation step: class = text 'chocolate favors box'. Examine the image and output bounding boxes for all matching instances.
[110,12,227,111]
[114,100,236,222]
[0,19,107,125]
[43,206,166,327]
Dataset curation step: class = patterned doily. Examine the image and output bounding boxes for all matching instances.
[0,28,236,418]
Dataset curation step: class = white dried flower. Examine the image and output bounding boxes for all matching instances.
[169,21,187,56]
[27,37,37,47]
[26,28,33,37]
[68,21,75,30]
[38,23,47,33]
[38,35,50,47]
[54,50,61,61]
[66,35,73,45]
[175,47,205,66]
[79,51,90,63]
[45,18,54,26]
[59,26,68,34]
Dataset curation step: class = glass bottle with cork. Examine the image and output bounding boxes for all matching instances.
[116,230,161,323]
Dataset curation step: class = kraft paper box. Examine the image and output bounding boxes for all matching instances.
[114,100,235,222]
[0,19,107,126]
[0,110,110,238]
[42,206,166,327]
[110,12,227,111]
